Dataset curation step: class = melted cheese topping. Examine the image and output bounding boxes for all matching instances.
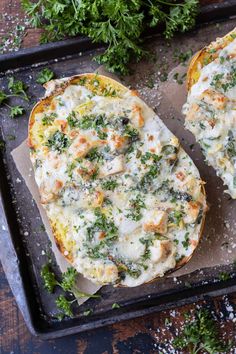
[183,35,236,198]
[30,75,206,287]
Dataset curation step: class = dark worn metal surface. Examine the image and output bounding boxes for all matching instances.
[0,17,236,339]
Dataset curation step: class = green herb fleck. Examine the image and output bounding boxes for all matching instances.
[41,264,58,293]
[55,295,74,317]
[46,130,70,153]
[112,303,121,309]
[10,105,24,118]
[219,272,230,281]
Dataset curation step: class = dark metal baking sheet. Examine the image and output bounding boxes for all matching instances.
[0,4,236,339]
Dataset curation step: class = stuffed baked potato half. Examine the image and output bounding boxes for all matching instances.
[29,73,207,287]
[184,28,236,198]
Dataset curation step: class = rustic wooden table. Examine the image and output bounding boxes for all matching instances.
[0,1,236,353]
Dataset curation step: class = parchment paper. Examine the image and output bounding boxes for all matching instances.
[11,65,236,298]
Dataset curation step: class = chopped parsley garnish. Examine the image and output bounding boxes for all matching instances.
[139,238,152,261]
[102,179,118,191]
[66,161,76,178]
[169,210,183,226]
[67,111,78,127]
[127,268,142,278]
[124,125,139,141]
[78,114,107,130]
[126,194,146,221]
[182,232,190,249]
[225,130,236,158]
[140,152,161,164]
[86,208,118,257]
[210,67,236,92]
[139,164,159,190]
[86,147,102,162]
[42,113,57,125]
[46,130,70,153]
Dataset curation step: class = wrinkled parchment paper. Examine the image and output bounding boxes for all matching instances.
[11,65,236,302]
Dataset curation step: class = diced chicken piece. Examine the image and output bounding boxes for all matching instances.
[44,78,68,96]
[54,119,68,132]
[183,201,201,224]
[108,133,128,152]
[76,160,97,181]
[130,104,145,128]
[185,102,200,122]
[200,88,228,110]
[143,210,168,234]
[78,189,104,208]
[92,190,104,208]
[99,155,125,177]
[149,239,174,263]
[69,134,92,158]
[40,179,63,204]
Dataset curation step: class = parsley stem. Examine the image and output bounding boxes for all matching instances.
[4,93,29,101]
[72,287,101,299]
[156,0,184,6]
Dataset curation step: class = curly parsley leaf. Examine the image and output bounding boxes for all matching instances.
[10,105,25,118]
[41,264,58,293]
[40,264,100,317]
[36,68,55,84]
[0,91,8,105]
[61,267,77,292]
[8,76,29,101]
[55,295,74,317]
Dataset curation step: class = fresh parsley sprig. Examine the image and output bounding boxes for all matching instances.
[8,76,29,101]
[173,308,233,354]
[0,77,28,119]
[22,0,199,74]
[41,264,100,319]
[36,68,55,84]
